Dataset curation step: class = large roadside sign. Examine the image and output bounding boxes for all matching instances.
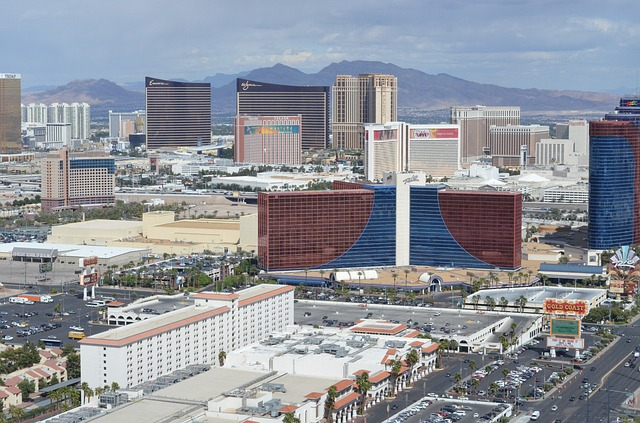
[547,337,585,349]
[543,298,589,316]
[550,318,581,337]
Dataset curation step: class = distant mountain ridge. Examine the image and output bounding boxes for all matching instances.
[22,61,620,115]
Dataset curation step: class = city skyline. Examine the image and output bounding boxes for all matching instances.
[2,0,639,93]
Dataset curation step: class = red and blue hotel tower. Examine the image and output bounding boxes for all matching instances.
[589,97,640,250]
[258,181,521,271]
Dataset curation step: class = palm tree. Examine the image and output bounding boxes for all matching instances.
[489,382,500,397]
[218,350,227,366]
[324,385,337,423]
[80,382,93,404]
[389,357,403,396]
[454,372,462,388]
[405,349,420,386]
[499,296,509,311]
[357,270,363,293]
[355,372,372,415]
[437,339,449,368]
[110,381,119,392]
[516,295,528,312]
[472,295,480,310]
[448,339,459,353]
[283,412,300,423]
[471,378,480,395]
[391,271,398,293]
[8,405,24,422]
[484,296,496,311]
[468,360,477,373]
[403,268,411,291]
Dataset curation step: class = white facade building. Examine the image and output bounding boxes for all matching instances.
[407,124,460,177]
[22,103,48,124]
[47,102,91,140]
[79,284,295,390]
[364,122,460,181]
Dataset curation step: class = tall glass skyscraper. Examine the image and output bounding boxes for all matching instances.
[589,97,640,250]
[0,73,22,154]
[145,77,211,150]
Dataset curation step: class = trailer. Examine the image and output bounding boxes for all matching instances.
[18,294,53,303]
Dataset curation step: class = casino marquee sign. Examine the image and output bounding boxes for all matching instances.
[543,298,589,316]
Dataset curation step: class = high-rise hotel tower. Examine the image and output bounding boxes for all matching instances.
[145,77,211,150]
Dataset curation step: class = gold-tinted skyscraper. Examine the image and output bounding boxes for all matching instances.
[0,73,22,154]
[332,74,397,150]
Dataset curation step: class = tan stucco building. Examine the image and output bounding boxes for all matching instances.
[46,211,258,256]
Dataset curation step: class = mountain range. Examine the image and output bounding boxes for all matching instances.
[22,60,620,115]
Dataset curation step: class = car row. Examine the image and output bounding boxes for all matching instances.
[15,322,62,337]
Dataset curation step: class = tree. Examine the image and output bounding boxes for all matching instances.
[448,339,459,352]
[389,357,403,396]
[218,350,226,367]
[489,382,500,397]
[454,372,462,388]
[471,378,480,394]
[324,385,337,423]
[391,272,398,293]
[8,404,24,422]
[355,372,371,415]
[468,360,477,373]
[81,382,94,404]
[558,255,570,264]
[405,349,420,386]
[66,352,81,378]
[17,378,35,401]
[110,381,120,391]
[499,296,509,311]
[403,268,411,290]
[283,412,300,423]
[484,296,496,311]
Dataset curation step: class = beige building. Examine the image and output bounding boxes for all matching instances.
[332,74,397,150]
[450,105,520,163]
[489,124,549,167]
[46,211,258,256]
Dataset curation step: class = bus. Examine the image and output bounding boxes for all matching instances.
[68,331,85,340]
[40,338,63,348]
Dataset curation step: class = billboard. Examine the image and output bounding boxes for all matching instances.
[543,298,589,316]
[550,318,580,337]
[410,128,459,139]
[79,256,98,267]
[371,129,398,141]
[547,337,584,349]
[244,125,299,135]
[80,272,98,286]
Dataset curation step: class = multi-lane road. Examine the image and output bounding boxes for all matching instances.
[294,301,640,423]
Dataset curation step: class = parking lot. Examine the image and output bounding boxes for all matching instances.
[385,397,511,423]
[0,287,154,348]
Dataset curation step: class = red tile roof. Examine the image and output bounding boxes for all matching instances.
[410,341,424,347]
[329,379,354,392]
[279,405,298,413]
[305,392,324,400]
[369,371,390,383]
[404,330,421,338]
[422,343,439,353]
[334,392,361,410]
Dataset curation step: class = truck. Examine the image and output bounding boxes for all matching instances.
[18,294,53,303]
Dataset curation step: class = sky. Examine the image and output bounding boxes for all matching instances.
[2,0,640,93]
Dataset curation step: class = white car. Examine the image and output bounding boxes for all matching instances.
[2,335,13,341]
[70,326,84,331]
